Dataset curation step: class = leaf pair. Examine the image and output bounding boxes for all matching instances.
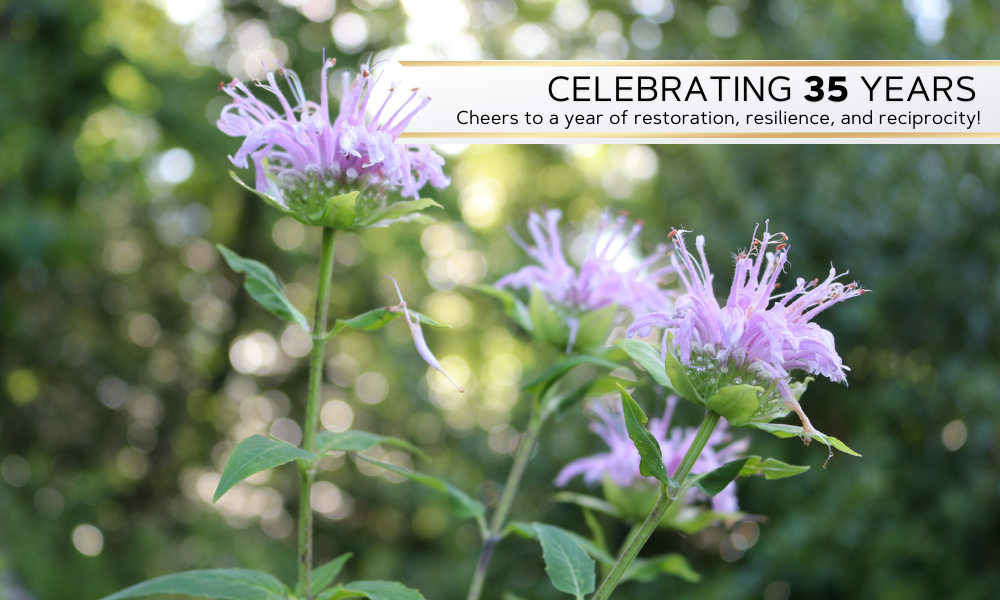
[214,431,422,504]
[220,245,448,341]
[97,568,425,600]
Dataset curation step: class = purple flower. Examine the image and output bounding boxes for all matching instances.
[628,222,866,434]
[385,277,463,392]
[555,396,748,514]
[496,209,673,351]
[217,58,449,228]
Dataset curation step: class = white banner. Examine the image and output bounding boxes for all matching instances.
[396,61,1000,144]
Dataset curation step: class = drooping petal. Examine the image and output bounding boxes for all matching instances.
[385,277,464,392]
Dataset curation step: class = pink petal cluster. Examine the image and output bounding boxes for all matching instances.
[628,221,866,431]
[555,396,748,513]
[496,209,673,349]
[217,58,448,209]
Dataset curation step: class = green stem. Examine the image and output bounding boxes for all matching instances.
[298,227,336,599]
[466,394,545,600]
[591,410,721,600]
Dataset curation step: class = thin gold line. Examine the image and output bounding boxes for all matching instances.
[399,132,1000,139]
[399,60,1000,68]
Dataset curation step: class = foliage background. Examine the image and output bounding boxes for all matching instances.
[1,0,998,599]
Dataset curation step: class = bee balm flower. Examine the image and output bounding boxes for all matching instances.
[217,58,449,229]
[496,209,673,352]
[628,222,866,436]
[556,396,748,518]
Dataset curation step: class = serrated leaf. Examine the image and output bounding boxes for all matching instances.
[98,569,286,600]
[355,457,484,520]
[325,307,447,341]
[692,458,750,497]
[354,198,442,229]
[618,385,674,486]
[331,580,425,600]
[551,492,622,519]
[662,337,703,406]
[217,245,310,332]
[464,284,532,332]
[316,431,428,462]
[307,554,352,596]
[214,435,316,503]
[573,304,617,352]
[706,384,762,425]
[738,456,811,479]
[743,423,861,456]
[534,524,596,600]
[503,522,614,566]
[615,339,673,389]
[623,554,701,584]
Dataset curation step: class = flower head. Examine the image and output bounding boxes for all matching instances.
[556,396,748,514]
[628,221,867,433]
[496,209,673,351]
[217,58,449,229]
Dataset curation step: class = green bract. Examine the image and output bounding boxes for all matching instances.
[229,170,442,231]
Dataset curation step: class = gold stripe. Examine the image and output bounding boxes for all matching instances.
[399,60,1000,68]
[399,132,1000,139]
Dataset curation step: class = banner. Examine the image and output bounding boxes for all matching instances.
[397,61,1000,144]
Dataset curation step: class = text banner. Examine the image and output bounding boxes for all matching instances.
[397,61,1000,144]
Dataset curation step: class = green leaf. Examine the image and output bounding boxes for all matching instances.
[534,523,596,599]
[524,353,622,397]
[529,286,569,347]
[355,457,485,520]
[706,384,762,425]
[618,385,675,486]
[661,335,704,405]
[671,511,743,535]
[738,456,811,479]
[743,423,862,457]
[503,522,614,566]
[325,307,447,341]
[692,458,750,497]
[214,435,316,503]
[541,375,634,419]
[573,304,617,352]
[98,569,286,600]
[615,339,674,389]
[464,284,532,332]
[307,554,352,596]
[316,431,429,462]
[353,198,442,229]
[551,492,622,519]
[623,554,702,584]
[330,581,425,600]
[217,245,311,332]
[228,170,292,216]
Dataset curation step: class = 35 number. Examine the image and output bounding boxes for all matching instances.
[804,76,847,102]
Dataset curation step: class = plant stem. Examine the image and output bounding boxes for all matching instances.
[591,410,721,600]
[298,227,336,599]
[466,395,545,600]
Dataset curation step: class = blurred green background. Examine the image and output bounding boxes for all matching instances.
[1,0,998,599]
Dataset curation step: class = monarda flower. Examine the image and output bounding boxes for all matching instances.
[628,222,866,438]
[495,209,673,353]
[217,58,449,230]
[556,396,748,523]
